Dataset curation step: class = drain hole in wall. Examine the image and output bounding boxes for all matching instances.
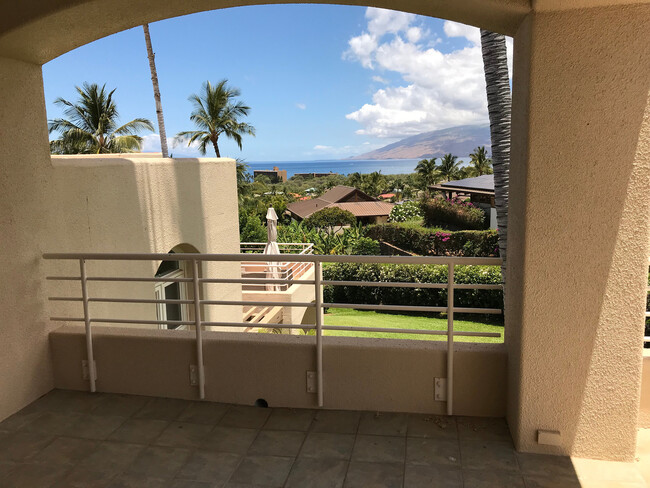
[254,398,269,408]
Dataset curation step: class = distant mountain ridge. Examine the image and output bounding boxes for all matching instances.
[349,124,491,160]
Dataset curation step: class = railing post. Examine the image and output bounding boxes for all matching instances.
[192,259,205,400]
[447,262,454,416]
[315,260,324,407]
[79,258,96,393]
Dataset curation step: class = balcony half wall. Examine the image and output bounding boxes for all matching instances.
[50,326,507,418]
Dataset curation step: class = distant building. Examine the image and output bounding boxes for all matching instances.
[253,166,287,183]
[293,172,339,179]
[287,185,394,224]
[430,174,496,229]
[378,193,396,200]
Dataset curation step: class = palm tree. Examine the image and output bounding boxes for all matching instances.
[176,80,255,157]
[415,158,440,192]
[142,24,169,158]
[347,172,363,189]
[235,159,251,196]
[480,30,511,277]
[48,83,154,154]
[437,154,462,182]
[467,146,493,177]
[361,171,386,197]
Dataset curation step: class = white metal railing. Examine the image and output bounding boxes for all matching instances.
[240,242,314,291]
[43,252,503,414]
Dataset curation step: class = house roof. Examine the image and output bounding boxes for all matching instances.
[287,185,393,219]
[433,175,495,194]
[319,186,358,203]
[332,201,395,217]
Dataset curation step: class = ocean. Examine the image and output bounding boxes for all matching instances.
[248,158,471,178]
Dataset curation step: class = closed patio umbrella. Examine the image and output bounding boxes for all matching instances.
[263,207,281,291]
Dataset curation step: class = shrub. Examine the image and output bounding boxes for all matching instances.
[304,207,356,230]
[367,223,499,257]
[239,212,266,242]
[350,237,381,255]
[421,197,486,230]
[323,263,502,310]
[388,200,423,222]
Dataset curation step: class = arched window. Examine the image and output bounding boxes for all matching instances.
[154,244,200,329]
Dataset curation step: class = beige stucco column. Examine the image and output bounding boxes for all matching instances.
[506,5,650,461]
[0,57,57,419]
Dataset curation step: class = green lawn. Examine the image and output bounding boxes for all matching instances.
[323,308,504,343]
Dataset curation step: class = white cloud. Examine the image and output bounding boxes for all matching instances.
[372,75,389,84]
[344,11,513,139]
[313,145,333,151]
[296,103,307,110]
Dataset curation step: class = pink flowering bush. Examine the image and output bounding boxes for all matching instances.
[421,196,486,230]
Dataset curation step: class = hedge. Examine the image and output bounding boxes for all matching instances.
[323,263,503,311]
[421,197,486,230]
[367,223,499,257]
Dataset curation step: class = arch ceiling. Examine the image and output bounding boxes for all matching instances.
[1,0,532,64]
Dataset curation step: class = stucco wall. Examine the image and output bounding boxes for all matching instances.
[49,326,507,417]
[507,5,650,461]
[0,58,240,422]
[45,155,242,327]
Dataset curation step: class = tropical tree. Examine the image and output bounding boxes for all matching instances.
[361,171,387,197]
[347,172,363,189]
[437,154,462,181]
[415,158,440,193]
[48,83,154,154]
[480,30,511,279]
[467,146,493,177]
[236,159,252,197]
[142,24,169,157]
[176,80,255,157]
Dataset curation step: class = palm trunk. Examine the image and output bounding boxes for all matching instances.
[212,138,221,158]
[480,29,511,286]
[143,24,169,158]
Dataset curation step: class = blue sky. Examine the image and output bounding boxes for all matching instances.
[43,5,511,161]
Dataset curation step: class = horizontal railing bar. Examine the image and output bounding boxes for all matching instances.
[49,297,195,305]
[91,298,195,305]
[453,284,503,290]
[201,300,315,308]
[43,252,502,266]
[201,278,316,285]
[202,322,314,329]
[50,317,85,322]
[322,281,502,290]
[92,318,195,326]
[46,276,193,283]
[322,280,447,289]
[453,307,503,314]
[88,277,194,283]
[321,325,500,337]
[324,303,447,313]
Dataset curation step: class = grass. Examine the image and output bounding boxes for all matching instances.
[323,308,504,343]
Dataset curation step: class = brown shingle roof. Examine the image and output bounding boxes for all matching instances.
[319,186,357,203]
[332,201,394,217]
[287,186,392,220]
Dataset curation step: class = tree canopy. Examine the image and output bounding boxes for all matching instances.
[48,83,153,154]
[176,79,255,157]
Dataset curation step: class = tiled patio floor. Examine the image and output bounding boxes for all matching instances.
[0,389,646,487]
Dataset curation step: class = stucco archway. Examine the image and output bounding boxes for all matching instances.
[1,0,649,464]
[0,0,530,64]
